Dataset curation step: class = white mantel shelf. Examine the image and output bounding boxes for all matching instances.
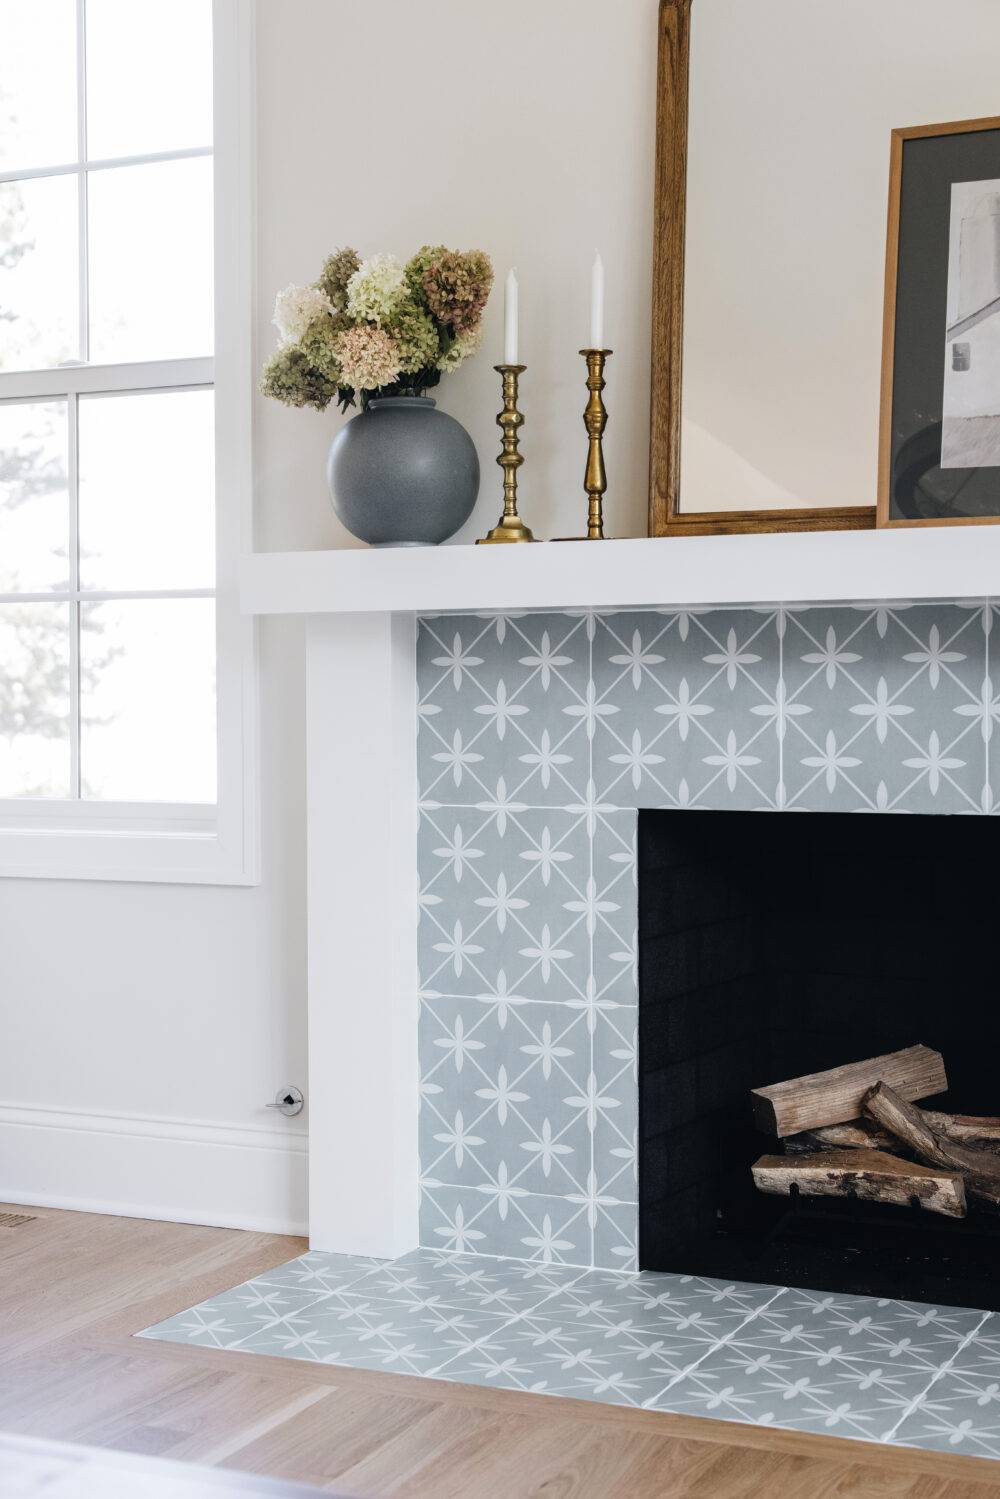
[240,527,1000,619]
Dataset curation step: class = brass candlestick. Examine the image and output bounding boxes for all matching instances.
[581,348,611,539]
[477,364,536,543]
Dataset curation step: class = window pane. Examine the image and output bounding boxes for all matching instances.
[88,157,213,362]
[78,390,214,591]
[0,401,70,592]
[80,598,216,802]
[85,0,213,160]
[0,176,80,371]
[0,601,71,797]
[0,1,77,174]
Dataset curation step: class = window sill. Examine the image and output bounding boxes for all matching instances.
[0,811,258,885]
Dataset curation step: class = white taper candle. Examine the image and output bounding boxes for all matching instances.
[590,251,605,348]
[504,268,519,364]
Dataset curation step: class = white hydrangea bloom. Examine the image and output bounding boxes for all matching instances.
[346,254,408,326]
[273,283,334,344]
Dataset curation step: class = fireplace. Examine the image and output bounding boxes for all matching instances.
[638,807,1000,1309]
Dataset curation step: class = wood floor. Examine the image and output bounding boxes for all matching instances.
[0,1430,334,1497]
[2,1204,999,1498]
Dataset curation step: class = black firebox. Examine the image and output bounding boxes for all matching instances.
[638,808,1000,1310]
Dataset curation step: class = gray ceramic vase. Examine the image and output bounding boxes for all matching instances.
[326,395,480,547]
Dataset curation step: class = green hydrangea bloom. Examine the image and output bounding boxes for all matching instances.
[317,247,361,312]
[298,312,348,382]
[259,346,338,411]
[389,301,442,375]
[404,245,447,304]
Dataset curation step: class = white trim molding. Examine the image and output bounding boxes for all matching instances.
[0,1100,306,1236]
[0,0,258,886]
[305,613,419,1257]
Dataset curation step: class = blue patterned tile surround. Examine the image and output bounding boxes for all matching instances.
[139,1248,1000,1458]
[416,605,996,1271]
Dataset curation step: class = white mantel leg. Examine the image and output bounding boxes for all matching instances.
[304,611,419,1256]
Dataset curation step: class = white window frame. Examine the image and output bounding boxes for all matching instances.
[0,0,258,885]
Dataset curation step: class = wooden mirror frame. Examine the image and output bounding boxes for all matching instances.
[647,0,878,536]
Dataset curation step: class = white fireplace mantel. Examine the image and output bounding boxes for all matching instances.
[242,527,1000,619]
[240,528,999,1256]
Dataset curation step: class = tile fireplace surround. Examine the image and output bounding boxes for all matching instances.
[414,602,995,1271]
[224,542,1000,1458]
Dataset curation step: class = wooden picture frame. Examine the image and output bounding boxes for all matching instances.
[647,0,876,537]
[877,116,1000,528]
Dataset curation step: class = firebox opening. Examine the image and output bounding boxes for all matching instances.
[638,808,1000,1309]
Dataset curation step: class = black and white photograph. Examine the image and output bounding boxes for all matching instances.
[942,176,1000,469]
[879,117,1000,525]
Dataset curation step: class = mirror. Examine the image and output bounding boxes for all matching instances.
[649,0,1000,534]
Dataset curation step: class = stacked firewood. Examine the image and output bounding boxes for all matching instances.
[750,1045,1000,1220]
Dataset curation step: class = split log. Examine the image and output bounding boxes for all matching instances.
[751,1046,947,1138]
[752,1149,966,1219]
[924,1111,1000,1154]
[786,1111,1000,1158]
[864,1083,1000,1208]
[785,1115,1000,1157]
[784,1120,897,1154]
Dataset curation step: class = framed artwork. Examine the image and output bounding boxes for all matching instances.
[648,0,1000,538]
[878,117,1000,528]
[648,0,876,537]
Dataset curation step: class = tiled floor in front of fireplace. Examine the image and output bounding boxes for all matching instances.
[139,1248,1000,1460]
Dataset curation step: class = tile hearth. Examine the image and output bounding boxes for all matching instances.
[140,1249,1000,1460]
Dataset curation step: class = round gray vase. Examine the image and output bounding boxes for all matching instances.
[327,395,480,547]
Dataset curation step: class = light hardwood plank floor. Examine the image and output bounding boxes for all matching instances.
[1,1202,999,1497]
[0,1430,333,1497]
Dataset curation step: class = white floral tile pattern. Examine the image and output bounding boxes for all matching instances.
[416,605,995,1270]
[591,609,783,811]
[139,1248,1000,1459]
[782,605,991,813]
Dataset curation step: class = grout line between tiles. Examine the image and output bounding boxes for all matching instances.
[639,1284,791,1407]
[335,1257,603,1383]
[881,1308,995,1445]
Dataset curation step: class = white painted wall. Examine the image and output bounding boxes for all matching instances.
[0,620,310,1232]
[254,0,658,552]
[0,0,660,1231]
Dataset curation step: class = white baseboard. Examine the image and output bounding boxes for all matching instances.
[0,1102,308,1236]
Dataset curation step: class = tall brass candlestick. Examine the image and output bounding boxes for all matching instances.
[477,364,536,544]
[581,348,611,539]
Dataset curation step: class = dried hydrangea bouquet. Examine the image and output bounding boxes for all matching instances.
[261,246,494,546]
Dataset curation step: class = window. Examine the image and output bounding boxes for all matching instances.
[0,0,256,883]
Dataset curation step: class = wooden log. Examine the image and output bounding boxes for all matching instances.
[864,1083,1000,1208]
[785,1111,1000,1158]
[924,1111,1000,1154]
[751,1045,947,1138]
[752,1149,966,1218]
[784,1120,897,1154]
